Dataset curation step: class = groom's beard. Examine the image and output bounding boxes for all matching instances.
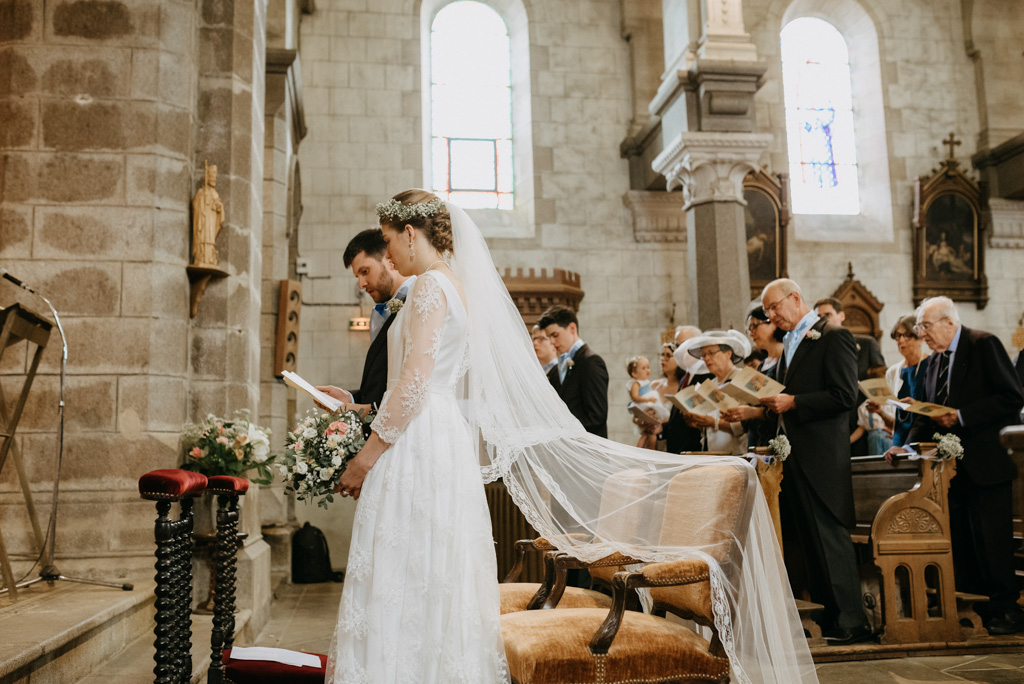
[370,271,395,304]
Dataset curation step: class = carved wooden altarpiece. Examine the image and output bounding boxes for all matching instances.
[913,133,989,309]
[743,169,789,299]
[501,268,585,327]
[832,263,885,340]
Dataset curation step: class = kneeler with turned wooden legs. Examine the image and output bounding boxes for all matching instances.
[499,468,652,615]
[138,469,209,684]
[207,476,328,684]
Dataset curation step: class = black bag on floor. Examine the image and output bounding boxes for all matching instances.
[291,522,344,583]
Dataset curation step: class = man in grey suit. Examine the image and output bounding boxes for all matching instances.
[761,279,870,644]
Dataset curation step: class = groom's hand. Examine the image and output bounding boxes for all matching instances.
[315,385,353,410]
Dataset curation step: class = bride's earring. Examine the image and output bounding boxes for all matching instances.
[408,237,415,261]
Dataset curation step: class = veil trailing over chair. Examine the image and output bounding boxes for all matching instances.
[448,203,818,684]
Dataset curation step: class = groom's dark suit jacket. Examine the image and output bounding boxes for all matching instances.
[350,312,397,409]
[776,315,859,527]
[906,326,1023,486]
[547,344,609,438]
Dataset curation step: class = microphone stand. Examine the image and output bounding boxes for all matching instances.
[0,273,132,593]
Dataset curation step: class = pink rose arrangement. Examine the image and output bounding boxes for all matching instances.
[181,410,273,484]
[279,408,371,509]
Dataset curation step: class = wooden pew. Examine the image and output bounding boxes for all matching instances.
[850,454,984,644]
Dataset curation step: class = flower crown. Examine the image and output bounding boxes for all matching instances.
[375,197,445,223]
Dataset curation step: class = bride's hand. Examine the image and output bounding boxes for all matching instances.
[336,456,370,500]
[335,433,386,500]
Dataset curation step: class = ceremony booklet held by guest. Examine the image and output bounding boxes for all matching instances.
[887,397,958,417]
[719,366,785,405]
[695,378,741,410]
[667,385,717,415]
[281,370,344,412]
[628,404,662,425]
[859,378,899,403]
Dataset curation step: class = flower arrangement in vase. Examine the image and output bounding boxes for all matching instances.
[181,410,274,484]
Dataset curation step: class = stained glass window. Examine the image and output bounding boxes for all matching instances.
[431,2,513,210]
[781,18,859,215]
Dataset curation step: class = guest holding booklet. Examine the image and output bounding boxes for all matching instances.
[677,330,751,455]
[878,314,930,447]
[722,305,785,448]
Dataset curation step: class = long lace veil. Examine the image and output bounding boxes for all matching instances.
[448,203,817,684]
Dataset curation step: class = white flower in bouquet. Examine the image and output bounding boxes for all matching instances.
[295,461,308,475]
[247,422,271,463]
[303,426,317,439]
[933,432,964,460]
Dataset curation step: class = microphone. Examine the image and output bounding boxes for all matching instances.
[0,267,33,292]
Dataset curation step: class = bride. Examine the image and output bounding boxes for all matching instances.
[325,189,818,684]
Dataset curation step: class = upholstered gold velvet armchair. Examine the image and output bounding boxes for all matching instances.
[500,463,753,684]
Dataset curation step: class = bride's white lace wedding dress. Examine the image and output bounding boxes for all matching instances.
[325,269,509,684]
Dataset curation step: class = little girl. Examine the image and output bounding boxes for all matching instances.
[627,356,669,449]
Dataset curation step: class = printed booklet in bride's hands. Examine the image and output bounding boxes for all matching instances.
[278,408,372,508]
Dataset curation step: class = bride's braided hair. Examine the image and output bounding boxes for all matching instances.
[378,189,454,255]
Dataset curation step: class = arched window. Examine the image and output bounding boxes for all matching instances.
[430,1,513,209]
[781,17,859,215]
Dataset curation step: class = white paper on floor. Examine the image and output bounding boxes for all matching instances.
[229,646,321,668]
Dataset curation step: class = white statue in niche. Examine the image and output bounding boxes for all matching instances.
[192,162,225,267]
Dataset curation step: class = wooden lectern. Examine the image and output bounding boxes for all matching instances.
[0,304,52,599]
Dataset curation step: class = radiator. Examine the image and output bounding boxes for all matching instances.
[485,480,544,583]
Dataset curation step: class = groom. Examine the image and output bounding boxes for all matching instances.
[318,229,415,410]
[539,305,609,438]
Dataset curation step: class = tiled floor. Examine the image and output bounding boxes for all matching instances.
[259,582,1024,683]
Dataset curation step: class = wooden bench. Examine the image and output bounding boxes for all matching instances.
[850,454,982,644]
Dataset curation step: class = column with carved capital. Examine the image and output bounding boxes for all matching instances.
[653,132,770,329]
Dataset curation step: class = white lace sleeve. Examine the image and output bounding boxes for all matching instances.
[370,274,448,445]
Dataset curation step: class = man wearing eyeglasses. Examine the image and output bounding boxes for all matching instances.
[887,296,1024,634]
[759,278,868,644]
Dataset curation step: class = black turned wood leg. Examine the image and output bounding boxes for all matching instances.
[153,500,176,684]
[208,494,231,684]
[179,497,196,679]
[168,514,184,682]
[224,496,240,650]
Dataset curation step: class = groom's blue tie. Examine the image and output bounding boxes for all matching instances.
[374,302,388,317]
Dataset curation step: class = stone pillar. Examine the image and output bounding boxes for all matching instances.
[653,132,769,329]
[648,0,767,330]
[193,0,272,636]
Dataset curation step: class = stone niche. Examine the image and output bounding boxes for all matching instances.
[500,269,585,327]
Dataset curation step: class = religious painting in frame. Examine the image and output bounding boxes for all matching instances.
[913,134,988,309]
[742,170,790,299]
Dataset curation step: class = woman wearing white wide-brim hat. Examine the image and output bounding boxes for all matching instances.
[678,330,752,455]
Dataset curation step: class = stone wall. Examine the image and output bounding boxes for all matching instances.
[0,0,276,634]
[0,0,199,577]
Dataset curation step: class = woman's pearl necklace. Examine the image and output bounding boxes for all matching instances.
[425,259,446,272]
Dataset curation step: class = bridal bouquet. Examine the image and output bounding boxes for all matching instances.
[279,408,370,508]
[181,410,274,484]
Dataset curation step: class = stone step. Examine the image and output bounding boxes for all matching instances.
[72,608,252,684]
[0,575,153,684]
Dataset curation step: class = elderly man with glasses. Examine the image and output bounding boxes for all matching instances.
[758,278,869,644]
[886,296,1024,634]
